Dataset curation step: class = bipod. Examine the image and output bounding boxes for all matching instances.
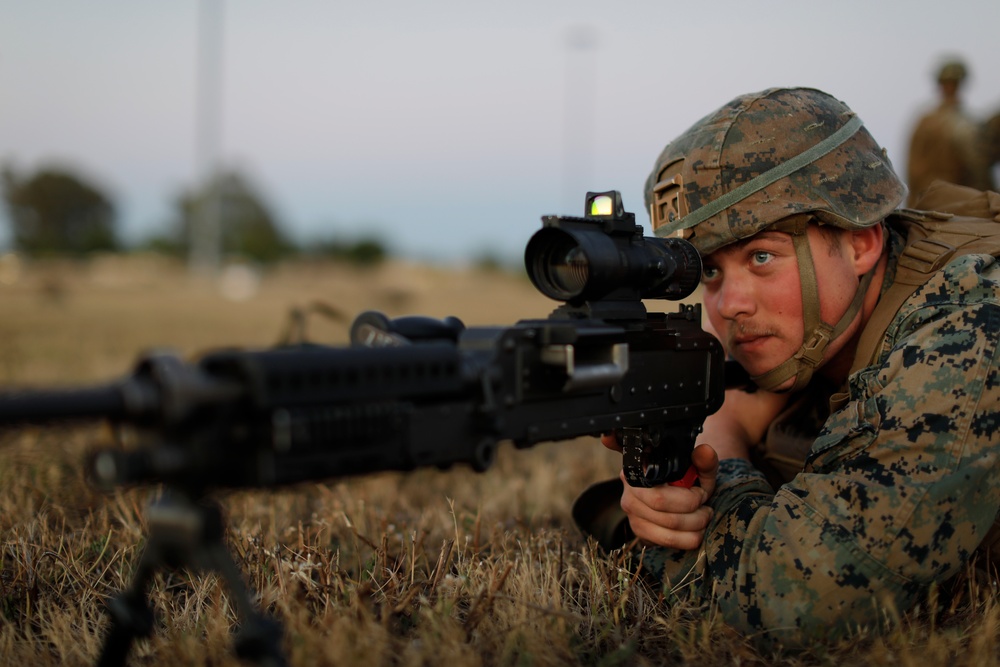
[97,490,286,667]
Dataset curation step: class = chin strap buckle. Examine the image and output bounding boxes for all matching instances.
[796,323,833,369]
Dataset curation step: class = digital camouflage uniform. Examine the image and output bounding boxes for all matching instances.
[641,218,1000,646]
[576,88,1000,647]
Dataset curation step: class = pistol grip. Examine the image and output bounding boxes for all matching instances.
[620,426,694,488]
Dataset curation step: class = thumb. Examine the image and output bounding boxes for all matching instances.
[690,443,720,499]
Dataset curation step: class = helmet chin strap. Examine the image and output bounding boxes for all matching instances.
[749,218,874,393]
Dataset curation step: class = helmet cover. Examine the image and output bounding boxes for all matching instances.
[937,59,968,83]
[644,87,906,255]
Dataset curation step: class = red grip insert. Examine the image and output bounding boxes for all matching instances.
[668,465,699,488]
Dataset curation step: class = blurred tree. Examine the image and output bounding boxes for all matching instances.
[472,249,518,273]
[1,164,118,255]
[314,236,388,266]
[171,170,294,264]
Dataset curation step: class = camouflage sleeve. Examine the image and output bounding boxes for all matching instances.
[640,256,1000,647]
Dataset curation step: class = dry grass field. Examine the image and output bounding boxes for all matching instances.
[1,254,999,666]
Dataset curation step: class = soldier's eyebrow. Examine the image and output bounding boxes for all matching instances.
[704,231,794,264]
[747,231,792,245]
[726,232,792,253]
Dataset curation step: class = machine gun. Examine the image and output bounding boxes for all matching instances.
[0,191,725,666]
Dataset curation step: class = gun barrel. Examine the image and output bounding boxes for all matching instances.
[0,384,129,425]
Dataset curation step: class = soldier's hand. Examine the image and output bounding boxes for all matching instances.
[600,432,622,452]
[618,443,719,550]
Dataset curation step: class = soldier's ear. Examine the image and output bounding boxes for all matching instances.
[848,224,884,276]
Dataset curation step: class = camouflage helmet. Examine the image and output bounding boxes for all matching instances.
[644,87,906,255]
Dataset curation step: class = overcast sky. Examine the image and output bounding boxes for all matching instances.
[2,0,999,264]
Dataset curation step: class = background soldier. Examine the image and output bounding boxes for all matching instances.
[907,58,997,204]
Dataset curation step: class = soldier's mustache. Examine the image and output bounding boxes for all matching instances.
[727,322,777,348]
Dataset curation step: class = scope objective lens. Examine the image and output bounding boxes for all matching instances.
[549,245,589,296]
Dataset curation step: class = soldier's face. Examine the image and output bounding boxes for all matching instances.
[699,227,862,388]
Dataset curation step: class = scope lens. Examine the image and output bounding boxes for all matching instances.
[527,230,593,300]
[549,246,589,294]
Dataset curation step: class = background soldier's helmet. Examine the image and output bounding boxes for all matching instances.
[937,59,968,83]
[643,87,906,255]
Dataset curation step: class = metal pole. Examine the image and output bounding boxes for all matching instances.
[561,25,599,214]
[190,0,224,275]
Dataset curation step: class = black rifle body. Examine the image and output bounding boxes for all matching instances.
[0,304,723,491]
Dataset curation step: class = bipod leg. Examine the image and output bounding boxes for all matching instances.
[204,539,286,667]
[96,491,286,666]
[96,527,162,667]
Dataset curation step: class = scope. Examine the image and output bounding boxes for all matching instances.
[525,191,702,305]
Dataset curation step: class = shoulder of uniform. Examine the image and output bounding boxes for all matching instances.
[907,181,1000,219]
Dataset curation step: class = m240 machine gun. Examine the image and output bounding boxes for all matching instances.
[0,191,726,666]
